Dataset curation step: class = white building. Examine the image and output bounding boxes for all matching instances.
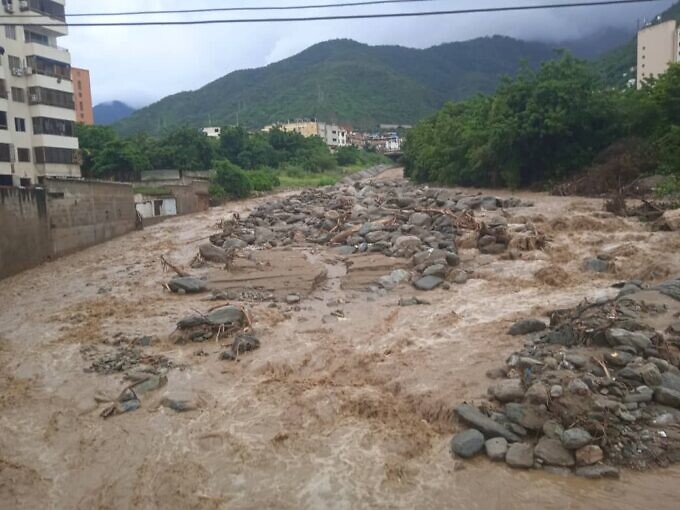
[637,18,680,88]
[317,122,347,148]
[0,0,80,187]
[201,126,221,138]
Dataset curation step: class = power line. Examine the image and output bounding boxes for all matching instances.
[4,0,666,27]
[1,0,460,18]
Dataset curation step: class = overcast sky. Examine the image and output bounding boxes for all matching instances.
[63,0,675,107]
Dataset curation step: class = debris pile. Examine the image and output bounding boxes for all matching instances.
[203,179,541,289]
[451,277,680,477]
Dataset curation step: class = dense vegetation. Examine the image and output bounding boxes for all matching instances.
[76,124,386,198]
[113,37,558,135]
[403,55,680,191]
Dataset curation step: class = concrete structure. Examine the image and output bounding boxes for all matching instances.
[134,169,210,223]
[637,19,680,88]
[71,67,93,125]
[0,0,81,187]
[201,126,221,138]
[0,177,136,279]
[135,193,177,220]
[263,120,347,148]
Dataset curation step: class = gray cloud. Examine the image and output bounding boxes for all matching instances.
[63,0,675,107]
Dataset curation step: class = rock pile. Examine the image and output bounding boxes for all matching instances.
[205,179,541,289]
[451,277,680,477]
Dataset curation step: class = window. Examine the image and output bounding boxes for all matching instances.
[0,143,11,162]
[27,0,66,22]
[25,55,70,80]
[11,87,25,103]
[34,146,79,164]
[33,116,75,136]
[17,148,30,162]
[79,101,83,110]
[5,25,16,40]
[0,111,7,130]
[19,177,31,187]
[27,86,75,109]
[0,79,7,99]
[14,118,26,132]
[8,55,21,70]
[78,92,82,98]
[77,81,82,90]
[0,174,13,186]
[25,30,50,46]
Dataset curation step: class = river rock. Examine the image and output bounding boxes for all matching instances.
[455,404,520,442]
[574,465,620,479]
[561,428,592,450]
[542,420,564,439]
[603,350,634,366]
[199,242,230,263]
[423,263,447,277]
[605,328,652,351]
[167,276,207,294]
[414,275,443,291]
[638,363,662,387]
[575,445,603,465]
[286,293,301,304]
[583,257,613,273]
[504,403,549,431]
[534,437,575,467]
[485,437,508,461]
[505,443,534,468]
[378,269,410,290]
[567,378,590,396]
[623,386,654,403]
[450,429,485,458]
[660,371,680,392]
[207,306,245,327]
[394,235,421,251]
[409,212,432,227]
[550,385,563,399]
[490,379,525,403]
[508,319,546,335]
[161,391,199,412]
[525,382,549,405]
[654,387,680,408]
[131,374,167,394]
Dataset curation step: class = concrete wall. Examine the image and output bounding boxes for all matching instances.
[45,178,136,257]
[0,178,136,279]
[167,181,209,215]
[0,187,51,279]
[637,20,679,87]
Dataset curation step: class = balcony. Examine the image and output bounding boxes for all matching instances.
[26,55,71,81]
[26,0,66,22]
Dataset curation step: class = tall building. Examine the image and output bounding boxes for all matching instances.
[637,19,680,89]
[71,67,93,125]
[0,0,80,187]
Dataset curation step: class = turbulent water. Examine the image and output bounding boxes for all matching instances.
[1,169,679,509]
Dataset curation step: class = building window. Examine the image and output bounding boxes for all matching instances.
[14,118,26,132]
[34,146,79,165]
[0,80,7,99]
[8,55,21,71]
[27,0,66,22]
[25,30,50,46]
[25,55,70,81]
[0,111,7,130]
[0,174,12,186]
[77,81,82,90]
[79,101,83,110]
[5,25,16,40]
[32,116,75,136]
[17,148,31,162]
[11,87,25,103]
[0,143,11,162]
[27,86,75,109]
[19,177,31,187]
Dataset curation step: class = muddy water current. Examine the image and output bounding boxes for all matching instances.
[1,172,680,509]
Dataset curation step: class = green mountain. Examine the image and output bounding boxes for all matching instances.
[113,36,557,135]
[598,1,680,85]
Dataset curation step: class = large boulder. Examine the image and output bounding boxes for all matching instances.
[490,379,525,403]
[450,429,485,458]
[505,443,534,469]
[413,275,443,291]
[455,404,520,442]
[508,319,546,336]
[199,242,230,263]
[534,437,575,467]
[167,276,207,294]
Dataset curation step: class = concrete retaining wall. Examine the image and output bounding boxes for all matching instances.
[0,179,136,280]
[0,187,51,279]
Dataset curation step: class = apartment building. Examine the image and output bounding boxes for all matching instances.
[637,19,680,88]
[0,0,80,187]
[263,119,348,148]
[71,67,93,125]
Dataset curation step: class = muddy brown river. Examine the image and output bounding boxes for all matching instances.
[1,169,679,509]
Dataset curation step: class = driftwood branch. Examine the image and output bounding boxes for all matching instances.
[160,254,190,277]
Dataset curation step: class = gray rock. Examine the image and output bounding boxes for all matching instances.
[490,379,525,403]
[423,263,447,277]
[449,269,468,284]
[485,437,508,461]
[161,391,199,412]
[131,374,167,394]
[654,387,680,408]
[534,437,575,467]
[653,277,680,301]
[450,429,485,458]
[605,328,652,351]
[638,363,662,387]
[414,275,444,291]
[504,403,549,431]
[574,465,620,479]
[445,252,460,267]
[508,319,546,336]
[481,196,499,210]
[222,238,247,250]
[623,386,654,403]
[378,269,410,290]
[550,385,563,399]
[525,382,549,405]
[409,212,432,227]
[567,378,590,396]
[603,350,633,366]
[660,371,680,392]
[199,242,230,263]
[564,354,588,368]
[207,306,245,327]
[365,230,390,243]
[394,235,421,251]
[505,443,534,468]
[575,445,603,465]
[542,420,564,439]
[168,276,207,294]
[583,257,613,273]
[561,428,592,450]
[286,293,301,304]
[454,404,520,442]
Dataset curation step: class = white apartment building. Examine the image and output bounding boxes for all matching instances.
[637,19,680,89]
[0,0,80,187]
[316,122,347,148]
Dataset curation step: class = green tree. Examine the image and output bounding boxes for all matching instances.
[212,159,252,198]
